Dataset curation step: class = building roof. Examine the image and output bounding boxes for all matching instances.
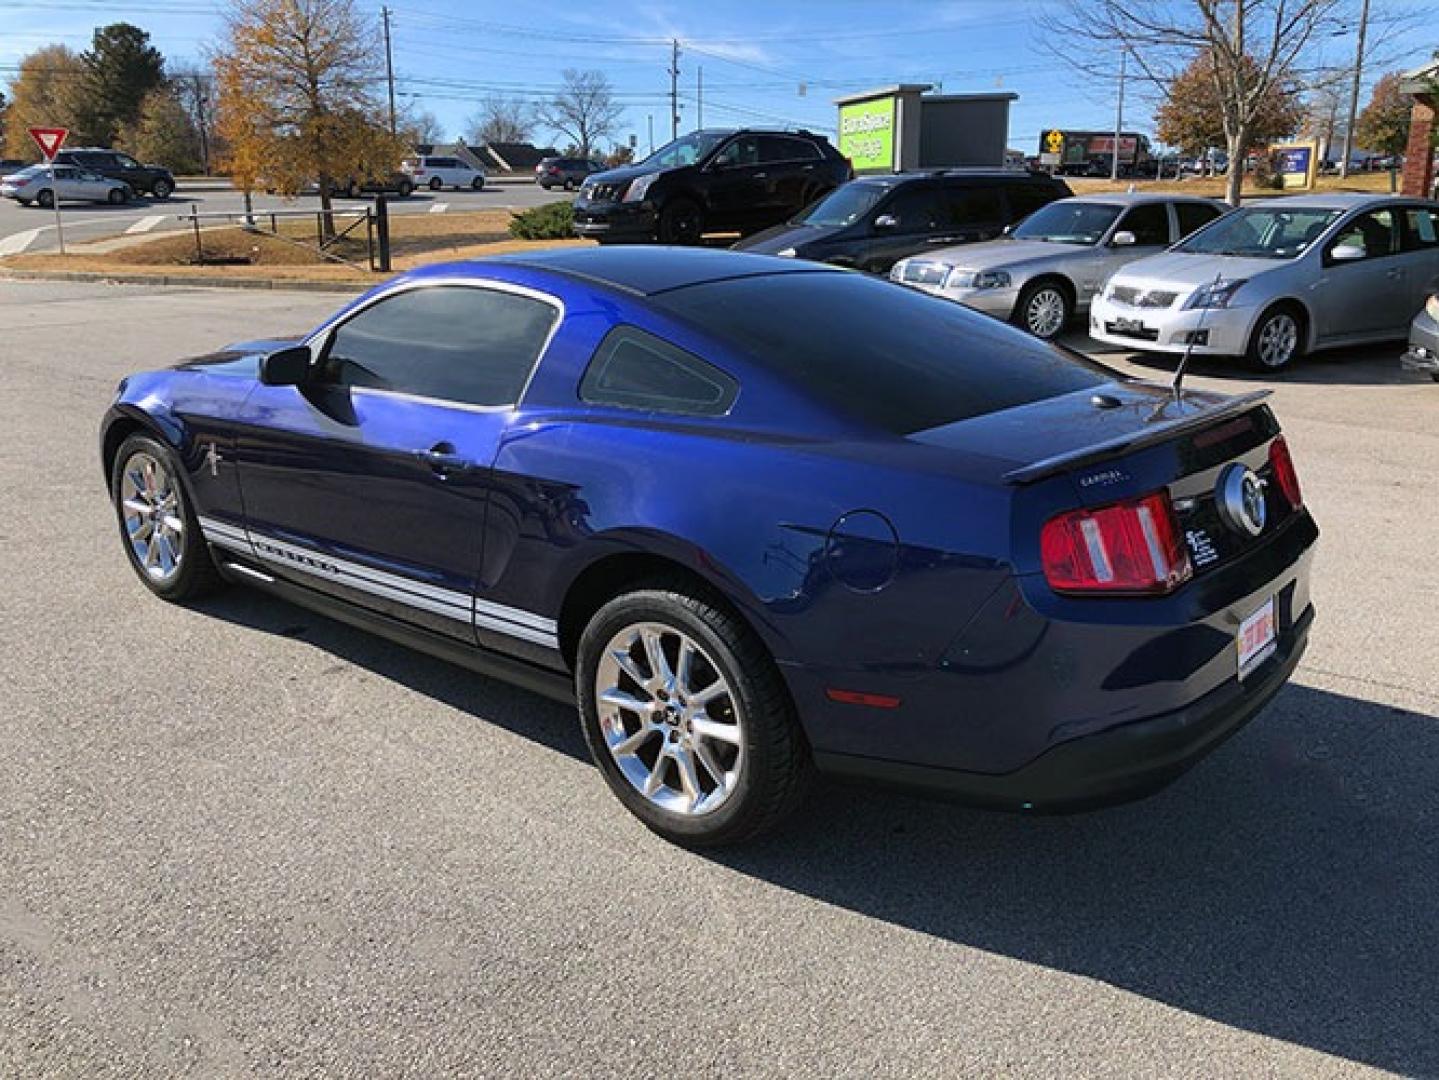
[832,84,933,106]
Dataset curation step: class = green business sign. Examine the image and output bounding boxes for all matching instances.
[838,97,896,172]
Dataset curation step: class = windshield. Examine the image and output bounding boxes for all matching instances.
[642,132,727,169]
[1176,207,1341,259]
[1011,201,1122,245]
[792,182,888,227]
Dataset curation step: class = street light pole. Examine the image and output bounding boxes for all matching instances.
[1111,49,1127,182]
[1339,0,1370,179]
[669,39,681,140]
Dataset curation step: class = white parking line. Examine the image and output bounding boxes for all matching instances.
[0,228,41,256]
[125,215,166,234]
[428,202,449,214]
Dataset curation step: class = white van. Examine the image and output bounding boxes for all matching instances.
[401,155,486,191]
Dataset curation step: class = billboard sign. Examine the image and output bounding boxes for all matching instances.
[1273,141,1318,189]
[839,96,896,172]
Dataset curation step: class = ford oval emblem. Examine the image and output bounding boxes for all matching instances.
[1216,464,1267,537]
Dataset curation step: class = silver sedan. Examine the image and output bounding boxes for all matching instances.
[890,193,1227,339]
[1090,194,1439,371]
[0,163,132,208]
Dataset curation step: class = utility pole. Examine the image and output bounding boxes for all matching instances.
[1339,0,1370,179]
[382,5,397,137]
[647,113,655,154]
[697,65,703,129]
[1111,49,1126,182]
[669,39,681,140]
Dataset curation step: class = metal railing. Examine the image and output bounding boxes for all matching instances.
[176,197,392,272]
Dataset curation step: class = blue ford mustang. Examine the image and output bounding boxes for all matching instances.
[102,247,1317,846]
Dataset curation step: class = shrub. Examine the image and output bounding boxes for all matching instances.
[509,201,575,240]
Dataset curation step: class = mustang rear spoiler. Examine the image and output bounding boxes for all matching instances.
[1003,389,1273,486]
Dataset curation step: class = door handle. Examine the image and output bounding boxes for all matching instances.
[753,172,768,179]
[416,441,469,475]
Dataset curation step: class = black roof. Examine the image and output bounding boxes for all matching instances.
[502,246,834,297]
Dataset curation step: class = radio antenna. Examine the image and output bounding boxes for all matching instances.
[1171,271,1224,404]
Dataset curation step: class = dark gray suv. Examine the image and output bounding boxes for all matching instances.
[536,157,605,191]
[52,148,175,198]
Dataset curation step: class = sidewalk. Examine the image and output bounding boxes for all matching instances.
[175,174,538,193]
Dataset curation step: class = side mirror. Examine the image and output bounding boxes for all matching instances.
[874,214,898,231]
[1330,243,1366,263]
[259,344,312,386]
[1111,230,1137,247]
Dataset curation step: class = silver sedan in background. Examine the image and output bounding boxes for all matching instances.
[1091,194,1439,371]
[0,163,132,208]
[890,193,1227,339]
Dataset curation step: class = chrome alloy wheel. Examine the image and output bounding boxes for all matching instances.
[1025,287,1067,338]
[595,622,745,816]
[1256,312,1299,368]
[119,451,185,582]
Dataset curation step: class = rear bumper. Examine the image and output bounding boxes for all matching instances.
[816,604,1311,812]
[1401,311,1439,375]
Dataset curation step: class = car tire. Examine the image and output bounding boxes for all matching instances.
[428,177,443,191]
[1014,279,1072,340]
[657,197,704,245]
[108,187,127,205]
[396,180,413,198]
[470,176,485,191]
[576,578,812,847]
[564,178,577,192]
[36,189,54,209]
[1245,303,1305,372]
[151,178,173,199]
[110,432,224,603]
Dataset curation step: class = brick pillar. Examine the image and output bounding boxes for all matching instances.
[1401,96,1435,197]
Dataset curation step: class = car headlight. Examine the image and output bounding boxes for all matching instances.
[623,174,657,202]
[1184,278,1249,309]
[1426,293,1439,322]
[946,269,1011,290]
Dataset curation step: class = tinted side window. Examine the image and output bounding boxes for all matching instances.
[1005,184,1059,220]
[943,184,1004,225]
[1401,206,1439,250]
[580,327,737,416]
[762,136,821,163]
[1329,208,1398,260]
[880,186,945,233]
[1175,201,1222,237]
[323,285,557,407]
[713,136,761,167]
[1117,202,1171,245]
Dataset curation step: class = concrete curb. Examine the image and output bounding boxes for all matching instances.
[0,268,368,293]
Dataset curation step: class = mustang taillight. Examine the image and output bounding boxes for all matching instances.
[1268,435,1302,510]
[1041,490,1193,596]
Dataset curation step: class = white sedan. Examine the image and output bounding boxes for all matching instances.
[0,164,132,208]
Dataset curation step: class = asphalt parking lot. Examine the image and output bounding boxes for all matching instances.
[2,280,1436,1077]
[0,181,569,256]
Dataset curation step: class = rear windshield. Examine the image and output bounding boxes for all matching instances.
[655,272,1109,435]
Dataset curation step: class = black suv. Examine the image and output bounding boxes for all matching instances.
[734,170,1073,274]
[52,148,175,198]
[537,156,605,191]
[573,129,852,245]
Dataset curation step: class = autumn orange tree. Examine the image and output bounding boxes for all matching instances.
[3,45,87,159]
[1158,52,1305,162]
[214,0,403,233]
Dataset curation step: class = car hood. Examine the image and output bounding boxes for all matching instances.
[585,162,667,186]
[919,238,1091,272]
[733,221,837,255]
[1107,249,1284,291]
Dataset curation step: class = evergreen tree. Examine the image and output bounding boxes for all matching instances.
[78,23,166,145]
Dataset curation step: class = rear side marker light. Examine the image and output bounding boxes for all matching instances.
[826,688,902,709]
[1041,490,1193,595]
[1268,435,1302,509]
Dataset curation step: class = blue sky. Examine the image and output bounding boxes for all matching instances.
[2,0,1434,155]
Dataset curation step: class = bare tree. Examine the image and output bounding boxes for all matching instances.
[399,106,444,147]
[1041,0,1344,204]
[535,70,623,158]
[467,95,534,145]
[170,65,218,174]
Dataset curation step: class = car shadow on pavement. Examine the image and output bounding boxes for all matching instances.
[191,587,1436,1072]
[193,588,587,763]
[715,683,1439,1076]
[1090,338,1420,386]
